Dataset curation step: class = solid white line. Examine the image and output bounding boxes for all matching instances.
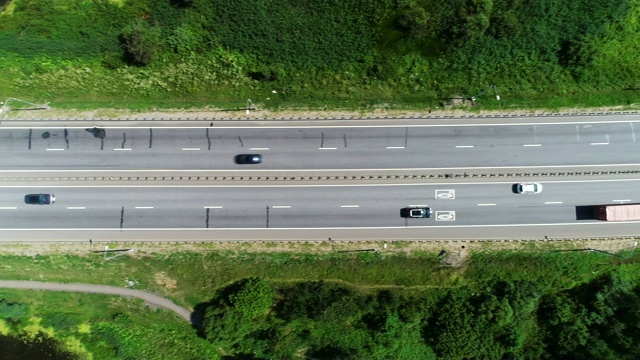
[522,144,542,147]
[455,145,474,148]
[319,147,337,150]
[544,201,563,204]
[612,199,631,202]
[250,147,270,150]
[0,207,17,210]
[271,206,291,209]
[114,148,132,151]
[5,220,637,231]
[135,206,154,209]
[12,117,640,130]
[204,206,223,209]
[477,203,496,206]
[45,149,65,151]
[181,148,200,151]
[386,146,405,149]
[5,163,640,173]
[590,142,609,145]
[8,177,640,189]
[67,207,86,210]
[408,205,429,207]
[340,205,360,208]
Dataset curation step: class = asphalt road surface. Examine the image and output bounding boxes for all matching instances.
[4,179,640,229]
[2,118,640,170]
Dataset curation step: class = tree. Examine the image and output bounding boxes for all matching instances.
[121,19,162,66]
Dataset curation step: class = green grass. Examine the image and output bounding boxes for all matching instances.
[0,248,634,307]
[0,289,216,359]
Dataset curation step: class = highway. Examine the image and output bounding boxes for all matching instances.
[2,118,640,170]
[3,179,640,229]
[3,114,640,241]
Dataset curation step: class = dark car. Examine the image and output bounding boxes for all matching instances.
[400,207,432,218]
[234,154,263,165]
[25,193,56,205]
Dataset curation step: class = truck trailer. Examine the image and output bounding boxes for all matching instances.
[594,204,640,221]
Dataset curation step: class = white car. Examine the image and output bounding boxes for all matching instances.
[515,183,542,194]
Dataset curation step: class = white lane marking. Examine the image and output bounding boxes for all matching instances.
[631,123,636,142]
[436,211,456,221]
[477,203,496,206]
[545,201,563,204]
[386,146,405,149]
[408,204,429,207]
[7,163,640,172]
[522,144,542,147]
[12,220,640,231]
[0,207,17,210]
[181,148,200,151]
[613,199,631,202]
[67,207,86,210]
[114,148,132,151]
[319,147,337,150]
[590,142,609,145]
[46,149,65,151]
[533,125,538,143]
[576,125,580,142]
[455,145,474,148]
[250,147,269,150]
[204,206,223,209]
[271,205,291,209]
[435,189,455,199]
[340,205,360,208]
[135,206,154,209]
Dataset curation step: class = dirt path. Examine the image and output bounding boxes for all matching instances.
[0,280,192,323]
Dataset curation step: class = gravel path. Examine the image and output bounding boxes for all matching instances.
[0,280,191,323]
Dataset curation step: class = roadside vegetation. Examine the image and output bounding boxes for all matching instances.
[1,0,638,111]
[0,243,639,359]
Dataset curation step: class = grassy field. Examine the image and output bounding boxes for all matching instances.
[0,239,639,358]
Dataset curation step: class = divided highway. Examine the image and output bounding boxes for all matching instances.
[3,114,640,240]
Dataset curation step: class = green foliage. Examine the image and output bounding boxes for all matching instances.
[229,277,275,318]
[121,19,162,65]
[207,0,392,69]
[0,299,29,321]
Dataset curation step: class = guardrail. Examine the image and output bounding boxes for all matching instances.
[2,169,640,183]
[3,111,640,122]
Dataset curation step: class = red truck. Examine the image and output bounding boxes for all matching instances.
[594,204,640,221]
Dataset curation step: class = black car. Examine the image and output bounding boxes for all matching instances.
[234,154,263,165]
[400,207,432,218]
[25,193,56,205]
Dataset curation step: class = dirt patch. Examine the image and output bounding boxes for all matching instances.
[154,272,177,290]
